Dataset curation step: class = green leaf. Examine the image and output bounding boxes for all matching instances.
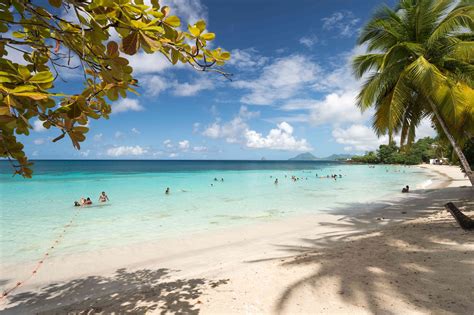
[188,25,201,37]
[48,0,62,8]
[18,66,30,80]
[165,16,180,27]
[201,33,215,40]
[196,20,206,32]
[220,51,230,60]
[12,31,25,39]
[107,41,119,57]
[121,32,140,55]
[171,49,179,64]
[161,6,170,16]
[29,71,54,84]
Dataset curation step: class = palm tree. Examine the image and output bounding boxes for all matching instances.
[352,0,474,185]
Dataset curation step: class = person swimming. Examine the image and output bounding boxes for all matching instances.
[84,197,92,205]
[165,187,170,194]
[402,185,410,193]
[98,191,109,203]
[74,201,81,207]
[274,178,278,184]
[221,178,224,182]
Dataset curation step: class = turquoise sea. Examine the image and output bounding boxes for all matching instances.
[0,160,436,265]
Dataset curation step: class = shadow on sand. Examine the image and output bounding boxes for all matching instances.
[250,187,474,314]
[2,267,229,314]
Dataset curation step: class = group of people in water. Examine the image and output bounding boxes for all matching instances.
[74,191,109,207]
[272,172,345,185]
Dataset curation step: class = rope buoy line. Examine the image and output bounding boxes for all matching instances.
[0,208,82,302]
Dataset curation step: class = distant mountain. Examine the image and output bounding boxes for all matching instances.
[323,154,353,161]
[288,152,353,161]
[288,152,318,161]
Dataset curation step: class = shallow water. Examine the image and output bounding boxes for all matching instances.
[0,160,435,265]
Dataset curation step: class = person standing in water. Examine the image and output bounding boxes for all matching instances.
[165,187,170,194]
[98,191,109,203]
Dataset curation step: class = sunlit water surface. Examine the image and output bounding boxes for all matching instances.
[0,160,436,265]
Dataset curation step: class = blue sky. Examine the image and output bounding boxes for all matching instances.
[19,0,436,160]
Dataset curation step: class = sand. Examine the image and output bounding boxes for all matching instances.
[0,164,473,314]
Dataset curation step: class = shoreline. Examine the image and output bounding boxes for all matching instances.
[1,164,472,314]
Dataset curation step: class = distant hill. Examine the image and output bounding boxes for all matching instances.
[289,152,353,161]
[323,154,353,161]
[288,152,318,161]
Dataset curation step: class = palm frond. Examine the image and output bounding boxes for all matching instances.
[448,41,474,63]
[427,4,474,47]
[352,53,384,78]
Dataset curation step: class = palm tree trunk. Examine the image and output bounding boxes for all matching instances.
[428,99,474,186]
[445,202,474,230]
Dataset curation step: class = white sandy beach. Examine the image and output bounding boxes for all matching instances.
[1,164,473,314]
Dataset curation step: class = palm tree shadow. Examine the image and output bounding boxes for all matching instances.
[2,268,229,314]
[251,187,474,314]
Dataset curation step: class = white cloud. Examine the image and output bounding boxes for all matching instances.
[307,91,371,126]
[178,140,190,150]
[332,124,388,152]
[202,107,310,151]
[163,139,173,148]
[113,99,144,114]
[93,133,103,141]
[416,118,437,140]
[129,52,183,74]
[322,11,360,37]
[141,75,171,96]
[299,35,319,48]
[80,149,91,157]
[162,0,208,25]
[115,131,124,139]
[33,120,47,132]
[172,77,215,96]
[141,75,214,97]
[131,128,141,134]
[33,138,45,145]
[245,122,311,151]
[107,145,148,157]
[193,146,207,152]
[202,106,258,143]
[169,152,178,158]
[227,48,268,70]
[233,55,319,105]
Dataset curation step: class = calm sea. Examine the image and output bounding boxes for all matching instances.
[0,160,436,265]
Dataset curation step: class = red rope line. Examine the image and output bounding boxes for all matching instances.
[0,208,81,302]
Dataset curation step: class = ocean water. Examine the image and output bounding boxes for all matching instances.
[0,160,436,265]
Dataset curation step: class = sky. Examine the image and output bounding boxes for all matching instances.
[17,0,437,160]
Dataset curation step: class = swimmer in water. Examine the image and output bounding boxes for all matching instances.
[98,191,109,203]
[274,178,278,184]
[165,187,170,194]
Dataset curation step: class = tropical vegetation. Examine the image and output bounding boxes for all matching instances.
[351,137,444,165]
[352,0,474,185]
[0,0,230,177]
